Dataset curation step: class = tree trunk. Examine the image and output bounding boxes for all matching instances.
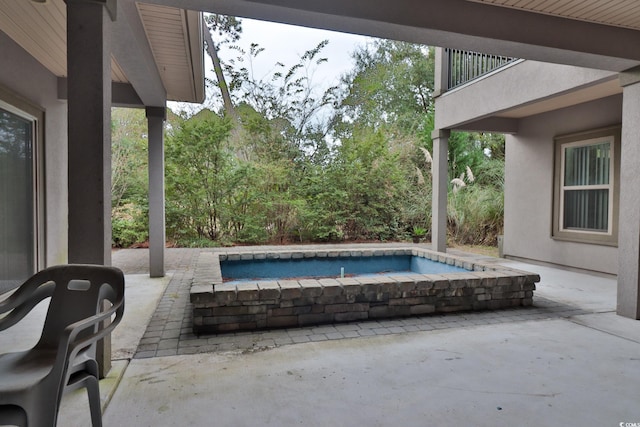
[202,16,239,123]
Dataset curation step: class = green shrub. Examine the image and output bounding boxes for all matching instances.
[448,185,503,246]
[235,222,269,244]
[172,237,223,248]
[111,203,148,248]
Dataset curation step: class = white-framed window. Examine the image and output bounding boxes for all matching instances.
[553,126,620,246]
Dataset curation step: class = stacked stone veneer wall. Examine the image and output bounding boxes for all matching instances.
[190,248,539,335]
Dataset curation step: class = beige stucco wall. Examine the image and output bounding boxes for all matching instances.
[0,30,68,268]
[504,95,621,274]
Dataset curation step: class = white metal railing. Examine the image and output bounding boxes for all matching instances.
[446,48,518,90]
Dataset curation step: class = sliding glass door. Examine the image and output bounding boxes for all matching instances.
[0,105,35,291]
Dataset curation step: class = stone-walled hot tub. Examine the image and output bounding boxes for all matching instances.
[190,247,539,335]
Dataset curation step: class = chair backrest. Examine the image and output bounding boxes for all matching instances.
[35,265,125,356]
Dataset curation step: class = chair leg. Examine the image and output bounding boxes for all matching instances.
[84,376,103,427]
[24,402,59,427]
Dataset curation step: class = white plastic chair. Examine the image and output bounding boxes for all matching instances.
[0,265,125,427]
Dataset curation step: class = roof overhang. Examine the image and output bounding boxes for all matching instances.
[145,0,640,72]
[136,4,205,105]
[0,0,205,106]
[5,0,640,107]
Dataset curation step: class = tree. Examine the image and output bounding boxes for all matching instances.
[165,112,233,243]
[203,14,242,123]
[331,40,436,237]
[309,127,407,241]
[111,108,148,208]
[225,40,339,164]
[160,30,508,247]
[111,108,149,247]
[334,40,434,137]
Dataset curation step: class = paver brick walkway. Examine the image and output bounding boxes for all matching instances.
[112,245,592,359]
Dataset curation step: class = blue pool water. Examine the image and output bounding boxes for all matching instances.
[221,255,467,282]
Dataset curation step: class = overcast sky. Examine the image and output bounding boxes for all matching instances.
[170,18,376,114]
[226,18,375,84]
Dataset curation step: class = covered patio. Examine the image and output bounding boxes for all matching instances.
[37,245,640,426]
[3,0,640,320]
[4,0,640,424]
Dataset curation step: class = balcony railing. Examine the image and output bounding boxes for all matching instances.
[446,48,519,90]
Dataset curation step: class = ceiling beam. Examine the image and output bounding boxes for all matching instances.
[112,0,166,106]
[58,78,144,107]
[451,117,519,134]
[142,0,640,71]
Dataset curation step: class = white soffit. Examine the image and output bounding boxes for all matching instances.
[0,0,127,82]
[0,0,204,103]
[468,0,640,31]
[136,3,204,102]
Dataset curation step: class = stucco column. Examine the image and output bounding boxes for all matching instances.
[433,47,448,97]
[66,0,114,265]
[66,0,116,376]
[146,106,166,278]
[431,129,450,253]
[617,70,640,319]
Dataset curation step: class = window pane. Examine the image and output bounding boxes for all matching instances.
[563,189,608,231]
[0,107,34,291]
[564,142,610,186]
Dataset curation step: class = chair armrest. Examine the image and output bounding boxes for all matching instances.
[50,297,125,387]
[68,298,125,358]
[0,282,55,331]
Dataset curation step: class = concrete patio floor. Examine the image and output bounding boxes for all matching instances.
[105,316,640,427]
[3,245,640,426]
